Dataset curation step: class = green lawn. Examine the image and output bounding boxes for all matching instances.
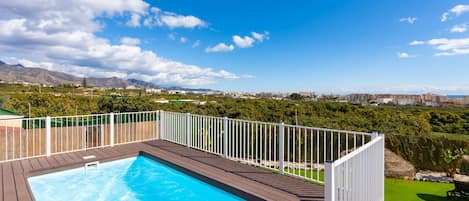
[385,178,465,201]
[284,168,324,183]
[279,169,464,201]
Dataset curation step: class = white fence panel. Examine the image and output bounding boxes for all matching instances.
[0,111,160,163]
[325,135,385,201]
[0,117,47,161]
[114,111,159,145]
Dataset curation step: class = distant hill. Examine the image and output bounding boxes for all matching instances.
[127,78,159,88]
[0,61,159,89]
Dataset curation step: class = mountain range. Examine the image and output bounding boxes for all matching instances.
[0,61,160,89]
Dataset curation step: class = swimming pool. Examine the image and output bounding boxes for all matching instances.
[28,155,244,201]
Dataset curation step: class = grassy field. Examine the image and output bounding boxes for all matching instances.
[282,169,464,201]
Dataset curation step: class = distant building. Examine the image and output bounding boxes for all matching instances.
[377,98,393,104]
[463,96,469,105]
[395,96,419,105]
[146,88,162,94]
[125,85,139,90]
[346,94,374,104]
[168,90,187,95]
[448,96,469,105]
[0,108,24,128]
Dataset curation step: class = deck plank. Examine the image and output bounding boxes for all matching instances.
[3,163,18,201]
[12,161,32,201]
[28,159,41,170]
[19,160,31,174]
[36,157,50,169]
[45,156,60,168]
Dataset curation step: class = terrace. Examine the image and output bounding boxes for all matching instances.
[0,110,384,201]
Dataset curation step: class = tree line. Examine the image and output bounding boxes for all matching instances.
[2,93,468,136]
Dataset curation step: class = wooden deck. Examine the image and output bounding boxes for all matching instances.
[0,140,324,201]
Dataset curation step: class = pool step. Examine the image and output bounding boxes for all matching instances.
[84,161,100,171]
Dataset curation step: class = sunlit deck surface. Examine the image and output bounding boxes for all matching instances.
[0,140,324,201]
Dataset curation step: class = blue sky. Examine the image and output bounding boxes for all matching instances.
[1,0,469,94]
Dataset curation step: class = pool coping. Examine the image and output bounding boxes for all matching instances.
[1,140,324,201]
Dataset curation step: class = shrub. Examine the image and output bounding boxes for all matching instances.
[385,134,469,171]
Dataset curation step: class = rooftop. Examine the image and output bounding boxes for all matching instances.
[0,107,21,116]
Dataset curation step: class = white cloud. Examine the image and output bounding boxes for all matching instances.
[251,31,270,42]
[180,37,187,43]
[413,38,469,56]
[241,74,255,79]
[451,24,468,33]
[160,14,206,29]
[120,37,140,46]
[428,38,469,50]
[232,35,255,48]
[0,0,246,86]
[143,7,206,29]
[434,49,469,56]
[126,13,141,27]
[231,31,270,49]
[0,0,149,32]
[451,5,469,15]
[441,5,469,22]
[192,40,201,48]
[399,17,417,24]
[205,43,234,53]
[441,12,449,22]
[397,52,416,58]
[409,40,425,45]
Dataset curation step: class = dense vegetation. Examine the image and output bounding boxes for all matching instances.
[2,92,468,136]
[1,85,468,171]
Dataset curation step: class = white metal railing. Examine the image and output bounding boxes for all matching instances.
[159,110,382,189]
[0,111,160,162]
[114,111,160,145]
[0,109,384,200]
[0,117,47,161]
[325,134,385,201]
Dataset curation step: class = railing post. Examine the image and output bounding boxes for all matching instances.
[109,113,114,147]
[186,113,190,147]
[46,116,51,157]
[160,110,164,140]
[372,131,379,140]
[325,161,335,201]
[279,122,284,174]
[223,117,228,158]
[155,110,159,139]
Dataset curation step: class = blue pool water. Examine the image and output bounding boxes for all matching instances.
[28,156,244,201]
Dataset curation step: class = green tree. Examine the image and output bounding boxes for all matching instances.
[289,93,304,100]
